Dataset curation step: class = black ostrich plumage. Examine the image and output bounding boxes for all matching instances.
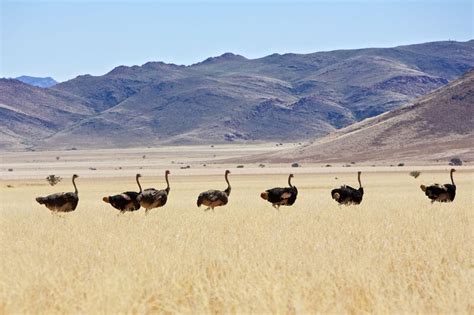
[103,174,142,212]
[421,169,456,203]
[261,174,298,208]
[331,171,364,205]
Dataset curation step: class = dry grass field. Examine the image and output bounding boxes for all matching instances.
[1,167,473,314]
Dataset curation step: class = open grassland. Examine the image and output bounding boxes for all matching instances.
[1,170,473,314]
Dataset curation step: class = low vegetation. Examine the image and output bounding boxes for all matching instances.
[0,171,472,313]
[46,175,62,186]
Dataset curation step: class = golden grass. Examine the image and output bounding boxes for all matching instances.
[1,170,473,314]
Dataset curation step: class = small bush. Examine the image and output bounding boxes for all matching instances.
[325,164,331,167]
[259,164,265,168]
[56,156,60,161]
[409,171,421,179]
[8,168,13,172]
[142,155,146,159]
[449,158,462,166]
[46,175,62,186]
[6,184,14,188]
[236,165,244,168]
[291,163,300,168]
[398,163,405,167]
[89,167,97,171]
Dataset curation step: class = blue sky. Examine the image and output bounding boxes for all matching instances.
[1,0,472,81]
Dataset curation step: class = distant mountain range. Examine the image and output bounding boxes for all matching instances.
[253,70,474,163]
[0,40,473,151]
[14,76,58,88]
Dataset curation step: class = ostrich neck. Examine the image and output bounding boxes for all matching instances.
[358,173,362,188]
[450,171,455,185]
[165,173,170,193]
[136,176,143,193]
[72,177,78,195]
[288,176,293,188]
[224,174,231,196]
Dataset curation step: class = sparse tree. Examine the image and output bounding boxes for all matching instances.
[409,171,421,179]
[449,158,462,166]
[46,175,62,186]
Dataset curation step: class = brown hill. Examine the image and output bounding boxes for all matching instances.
[1,40,473,150]
[0,79,96,150]
[255,70,474,163]
[40,40,472,149]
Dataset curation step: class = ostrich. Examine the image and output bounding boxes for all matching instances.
[137,170,170,214]
[103,174,142,212]
[36,174,79,213]
[331,171,364,205]
[420,169,456,203]
[260,174,298,209]
[197,170,231,211]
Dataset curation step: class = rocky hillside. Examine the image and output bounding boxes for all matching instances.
[257,70,474,163]
[1,40,473,150]
[0,79,96,150]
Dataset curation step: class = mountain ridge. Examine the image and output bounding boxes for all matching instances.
[1,40,473,151]
[14,76,58,88]
[249,70,474,163]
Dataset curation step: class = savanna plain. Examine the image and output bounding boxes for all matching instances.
[0,147,473,314]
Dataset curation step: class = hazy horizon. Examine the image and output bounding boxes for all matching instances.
[1,0,472,81]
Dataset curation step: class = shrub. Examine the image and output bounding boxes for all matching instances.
[291,163,300,168]
[258,164,265,168]
[46,175,62,186]
[56,156,60,161]
[449,158,462,166]
[409,171,421,179]
[236,165,244,168]
[8,168,13,172]
[398,163,405,167]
